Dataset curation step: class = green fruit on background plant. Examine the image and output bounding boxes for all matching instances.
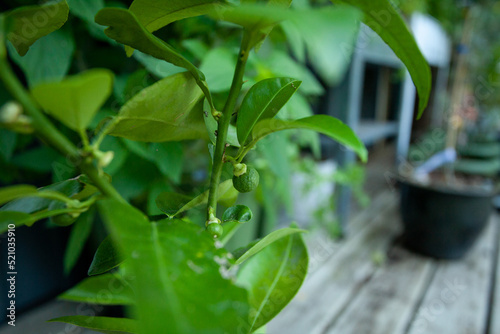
[207,223,223,239]
[233,166,260,193]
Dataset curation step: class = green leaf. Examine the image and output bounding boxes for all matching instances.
[234,227,305,265]
[129,0,226,33]
[155,179,234,217]
[5,0,69,56]
[7,28,75,87]
[149,142,183,183]
[133,51,185,78]
[11,146,61,172]
[332,0,431,117]
[250,115,368,162]
[66,0,109,42]
[0,185,37,205]
[222,205,252,223]
[0,179,82,213]
[88,235,124,276]
[106,72,207,142]
[98,199,250,334]
[64,209,95,275]
[237,230,308,332]
[220,220,241,246]
[49,316,137,334]
[237,77,301,146]
[0,129,16,161]
[31,69,114,132]
[60,273,134,305]
[199,47,236,93]
[94,8,214,111]
[0,211,33,233]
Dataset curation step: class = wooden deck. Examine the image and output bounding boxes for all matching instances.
[269,190,500,334]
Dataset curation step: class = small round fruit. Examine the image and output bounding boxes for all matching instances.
[51,213,78,227]
[233,166,259,193]
[207,223,223,239]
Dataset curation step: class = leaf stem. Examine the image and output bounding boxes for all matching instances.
[206,32,251,219]
[0,58,125,202]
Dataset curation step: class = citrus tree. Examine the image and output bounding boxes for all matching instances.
[0,0,430,333]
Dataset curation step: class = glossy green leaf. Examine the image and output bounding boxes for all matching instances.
[5,0,69,56]
[88,235,124,276]
[0,211,33,233]
[64,209,95,275]
[60,273,134,305]
[223,205,252,223]
[237,77,301,146]
[250,115,368,162]
[332,0,431,117]
[156,179,234,217]
[49,316,137,334]
[98,199,250,334]
[106,72,207,142]
[7,28,75,87]
[129,0,225,33]
[31,69,114,132]
[0,185,37,205]
[237,230,308,332]
[94,8,214,111]
[234,227,305,265]
[133,51,185,78]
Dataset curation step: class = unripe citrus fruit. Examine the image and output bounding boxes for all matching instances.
[207,223,223,239]
[233,166,259,193]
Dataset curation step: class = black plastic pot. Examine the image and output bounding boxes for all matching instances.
[399,179,494,259]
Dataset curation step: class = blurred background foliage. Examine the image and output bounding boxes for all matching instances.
[0,0,368,253]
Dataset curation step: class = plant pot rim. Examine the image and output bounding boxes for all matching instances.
[396,174,496,198]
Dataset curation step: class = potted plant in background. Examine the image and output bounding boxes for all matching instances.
[398,0,499,259]
[0,0,430,332]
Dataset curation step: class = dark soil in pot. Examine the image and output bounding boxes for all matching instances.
[398,172,495,259]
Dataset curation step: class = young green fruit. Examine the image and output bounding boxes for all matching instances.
[207,223,223,239]
[233,166,259,193]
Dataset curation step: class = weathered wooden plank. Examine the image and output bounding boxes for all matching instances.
[486,214,500,334]
[406,215,498,334]
[324,247,435,334]
[304,190,397,277]
[268,191,400,334]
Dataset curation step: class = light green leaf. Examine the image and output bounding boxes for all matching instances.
[250,115,368,162]
[222,205,252,223]
[0,185,37,205]
[0,211,33,233]
[332,0,431,117]
[212,4,361,84]
[7,28,75,87]
[234,227,305,265]
[0,179,82,214]
[5,0,69,56]
[200,47,236,93]
[49,316,137,334]
[155,179,234,217]
[133,51,185,78]
[31,69,114,132]
[129,0,226,33]
[88,235,124,276]
[98,199,250,334]
[237,231,308,332]
[60,273,134,305]
[237,77,301,146]
[106,72,207,142]
[94,8,214,111]
[64,209,95,275]
[220,220,241,246]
